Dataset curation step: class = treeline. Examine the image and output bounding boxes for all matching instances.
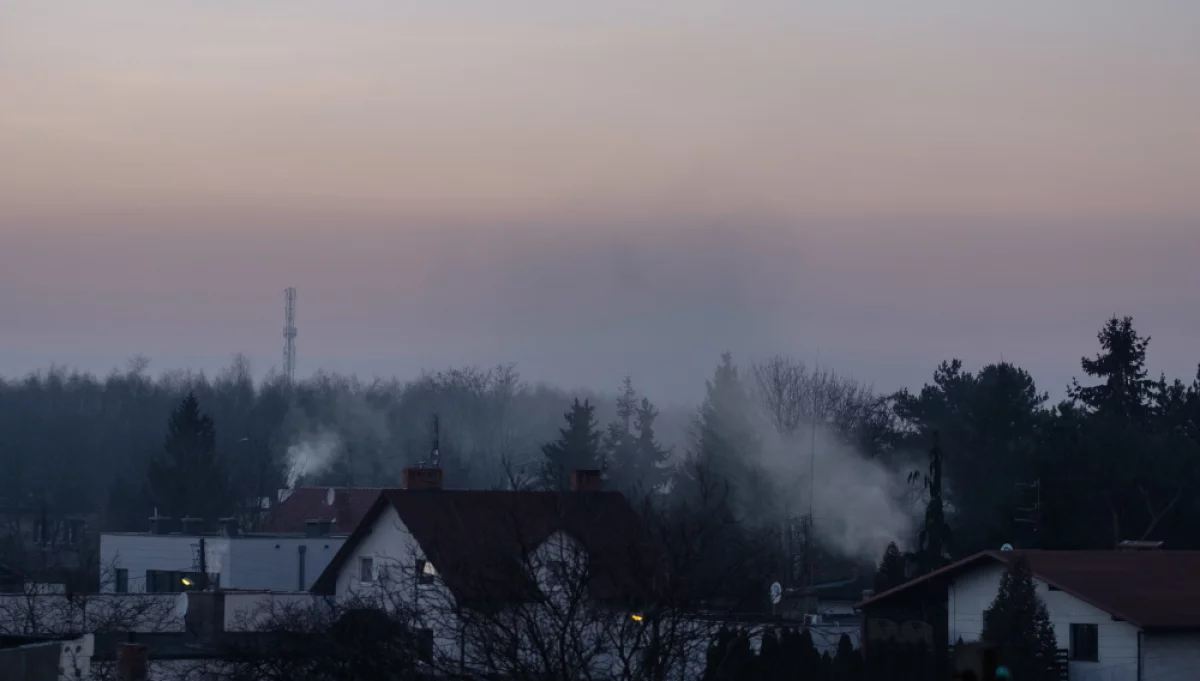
[3,315,1199,569]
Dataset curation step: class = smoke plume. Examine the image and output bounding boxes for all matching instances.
[285,430,342,488]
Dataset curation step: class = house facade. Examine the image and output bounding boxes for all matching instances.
[100,518,347,594]
[859,549,1200,681]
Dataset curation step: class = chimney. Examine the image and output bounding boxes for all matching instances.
[116,643,148,681]
[402,467,444,491]
[570,469,603,492]
[305,519,332,537]
[149,516,172,535]
[180,517,204,535]
[219,517,240,538]
[184,590,226,648]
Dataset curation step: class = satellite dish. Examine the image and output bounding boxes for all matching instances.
[769,582,783,605]
[1000,543,1014,551]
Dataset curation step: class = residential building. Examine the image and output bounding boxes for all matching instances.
[858,548,1200,681]
[99,517,347,594]
[260,486,381,535]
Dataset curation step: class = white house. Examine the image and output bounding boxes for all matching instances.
[307,467,676,678]
[859,548,1200,681]
[100,517,347,594]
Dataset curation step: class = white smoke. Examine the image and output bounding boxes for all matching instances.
[285,430,342,488]
[755,422,919,565]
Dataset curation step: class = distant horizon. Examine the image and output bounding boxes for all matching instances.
[3,1,1198,406]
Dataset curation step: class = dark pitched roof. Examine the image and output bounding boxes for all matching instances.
[858,549,1200,630]
[262,487,383,534]
[311,489,657,604]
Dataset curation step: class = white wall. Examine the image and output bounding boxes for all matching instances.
[1142,632,1200,681]
[101,533,345,593]
[948,562,1141,681]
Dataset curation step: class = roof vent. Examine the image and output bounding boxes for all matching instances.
[1117,540,1163,551]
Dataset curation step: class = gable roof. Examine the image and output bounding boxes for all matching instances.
[310,489,656,604]
[858,549,1200,630]
[262,487,382,534]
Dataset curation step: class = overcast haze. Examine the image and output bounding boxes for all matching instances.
[2,1,1198,403]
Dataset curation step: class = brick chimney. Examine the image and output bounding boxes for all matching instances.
[116,643,148,681]
[403,467,444,490]
[570,469,603,492]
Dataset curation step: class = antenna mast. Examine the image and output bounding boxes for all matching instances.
[283,287,297,384]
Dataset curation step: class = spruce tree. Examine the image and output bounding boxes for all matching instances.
[682,352,761,511]
[981,555,1059,680]
[540,399,602,490]
[632,397,670,493]
[602,378,641,491]
[873,541,910,593]
[146,392,232,521]
[831,633,863,681]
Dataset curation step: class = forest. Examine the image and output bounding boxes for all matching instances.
[2,315,1199,582]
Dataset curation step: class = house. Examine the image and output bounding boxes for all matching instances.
[857,548,1200,681]
[0,493,95,581]
[261,486,382,535]
[308,466,664,676]
[100,517,347,594]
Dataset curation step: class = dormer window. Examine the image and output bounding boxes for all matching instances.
[416,558,436,585]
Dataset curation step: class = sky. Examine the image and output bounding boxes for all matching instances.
[2,1,1199,404]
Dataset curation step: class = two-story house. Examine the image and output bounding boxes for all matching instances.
[308,467,666,677]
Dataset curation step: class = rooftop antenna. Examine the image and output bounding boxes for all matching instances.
[431,414,441,468]
[283,287,297,384]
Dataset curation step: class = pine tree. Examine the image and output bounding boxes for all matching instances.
[540,399,602,490]
[1068,315,1154,422]
[981,555,1060,681]
[146,392,232,521]
[873,541,910,593]
[831,633,863,681]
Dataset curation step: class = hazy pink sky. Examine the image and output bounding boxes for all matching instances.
[2,1,1198,402]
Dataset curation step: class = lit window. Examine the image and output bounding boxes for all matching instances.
[360,557,375,583]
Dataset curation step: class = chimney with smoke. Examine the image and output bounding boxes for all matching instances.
[570,469,602,492]
[403,467,443,491]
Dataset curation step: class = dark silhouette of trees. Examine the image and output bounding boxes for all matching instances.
[540,398,603,490]
[146,392,232,521]
[872,541,909,593]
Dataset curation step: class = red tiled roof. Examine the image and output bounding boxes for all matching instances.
[261,487,383,534]
[858,549,1200,630]
[311,489,658,604]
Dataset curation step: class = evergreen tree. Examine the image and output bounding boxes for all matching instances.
[681,352,762,513]
[831,633,863,681]
[981,555,1059,681]
[758,628,784,681]
[914,432,951,575]
[632,397,671,493]
[540,399,602,490]
[1068,315,1154,422]
[602,377,641,491]
[873,541,909,593]
[146,392,232,521]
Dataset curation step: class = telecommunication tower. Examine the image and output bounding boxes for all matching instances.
[283,287,297,384]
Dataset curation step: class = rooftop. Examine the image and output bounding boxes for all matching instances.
[858,549,1200,630]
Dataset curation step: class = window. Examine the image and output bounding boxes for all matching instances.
[359,557,375,583]
[416,559,435,585]
[145,570,212,593]
[1070,623,1099,661]
[114,569,128,594]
